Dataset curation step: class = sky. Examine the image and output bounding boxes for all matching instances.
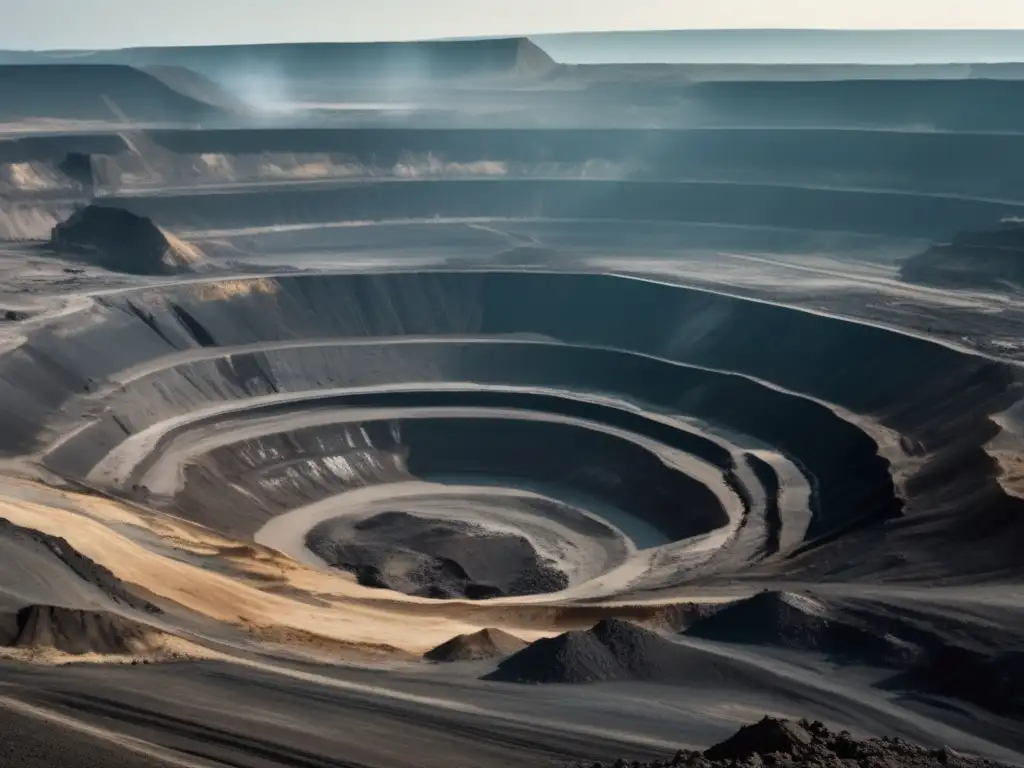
[3,0,1024,50]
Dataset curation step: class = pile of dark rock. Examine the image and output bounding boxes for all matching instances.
[50,205,206,275]
[424,628,527,662]
[580,717,1013,768]
[484,618,689,683]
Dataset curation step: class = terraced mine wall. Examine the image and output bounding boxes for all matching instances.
[50,127,1024,201]
[94,180,1024,240]
[587,79,1024,131]
[0,271,1019,586]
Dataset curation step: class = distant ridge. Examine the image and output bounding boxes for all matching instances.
[2,38,557,82]
[535,29,1024,65]
[0,64,223,122]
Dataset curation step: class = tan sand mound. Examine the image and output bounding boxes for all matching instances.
[424,628,527,662]
[50,205,207,275]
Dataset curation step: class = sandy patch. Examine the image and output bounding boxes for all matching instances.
[190,276,280,301]
[0,633,224,667]
[0,485,501,654]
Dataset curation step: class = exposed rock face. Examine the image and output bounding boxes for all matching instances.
[424,628,528,662]
[584,717,1015,768]
[50,205,206,275]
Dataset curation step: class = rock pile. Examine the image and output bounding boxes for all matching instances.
[484,618,688,683]
[425,628,527,662]
[582,717,1013,768]
[50,205,206,275]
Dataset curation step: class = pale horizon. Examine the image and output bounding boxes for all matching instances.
[3,0,1024,51]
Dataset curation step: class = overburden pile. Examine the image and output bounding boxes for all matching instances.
[484,618,687,683]
[50,205,206,275]
[424,628,527,662]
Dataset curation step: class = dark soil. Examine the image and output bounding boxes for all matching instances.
[884,647,1024,719]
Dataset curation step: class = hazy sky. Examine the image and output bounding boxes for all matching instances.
[4,0,1024,50]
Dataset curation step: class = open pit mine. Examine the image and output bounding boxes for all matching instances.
[0,31,1022,768]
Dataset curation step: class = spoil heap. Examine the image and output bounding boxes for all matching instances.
[424,628,527,662]
[50,205,206,275]
[484,619,686,683]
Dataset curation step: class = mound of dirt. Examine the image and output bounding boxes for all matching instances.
[424,628,528,662]
[705,717,814,762]
[50,205,206,275]
[684,590,919,666]
[0,519,160,614]
[586,716,1014,768]
[483,619,686,683]
[1,605,164,655]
